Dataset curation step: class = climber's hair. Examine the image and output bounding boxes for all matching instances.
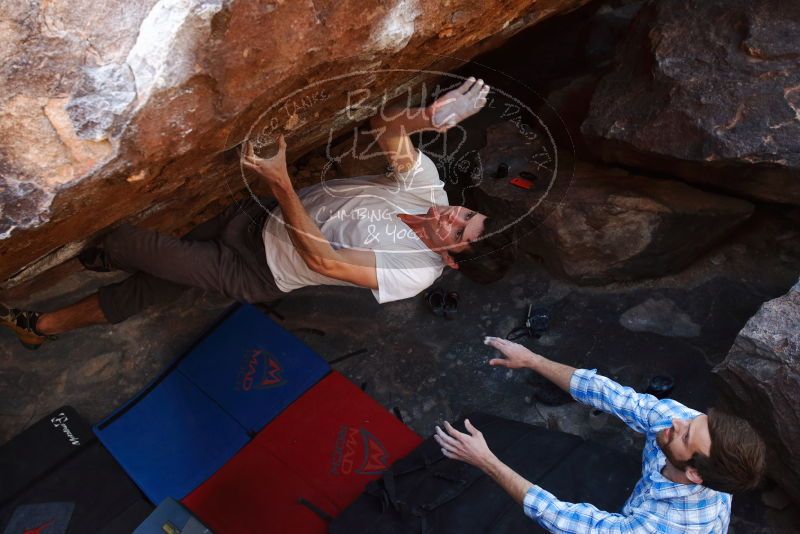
[451,188,518,284]
[688,409,766,493]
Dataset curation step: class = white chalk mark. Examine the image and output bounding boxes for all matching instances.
[369,0,419,52]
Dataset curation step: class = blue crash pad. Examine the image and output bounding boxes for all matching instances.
[94,304,330,505]
[177,304,330,433]
[134,497,212,534]
[95,372,249,504]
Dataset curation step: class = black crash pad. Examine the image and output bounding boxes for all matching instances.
[0,409,152,534]
[0,441,153,533]
[330,412,641,534]
[0,406,91,503]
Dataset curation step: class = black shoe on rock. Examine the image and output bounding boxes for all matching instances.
[78,247,113,272]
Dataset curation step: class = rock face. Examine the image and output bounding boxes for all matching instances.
[477,123,755,285]
[713,279,800,504]
[529,164,754,284]
[582,0,800,205]
[0,0,592,287]
[620,298,701,338]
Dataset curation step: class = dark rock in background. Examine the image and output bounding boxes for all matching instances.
[532,1,645,162]
[714,279,800,505]
[472,1,644,163]
[582,0,800,205]
[527,162,754,284]
[584,2,644,66]
[478,123,754,285]
[620,298,701,338]
[534,73,601,162]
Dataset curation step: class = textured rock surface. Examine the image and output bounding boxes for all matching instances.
[714,279,800,504]
[582,0,800,205]
[477,122,755,285]
[0,0,591,286]
[620,298,701,338]
[528,164,754,284]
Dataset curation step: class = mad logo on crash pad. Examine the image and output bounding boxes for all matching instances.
[235,349,285,392]
[331,426,390,476]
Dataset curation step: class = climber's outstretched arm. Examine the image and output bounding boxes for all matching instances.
[370,77,490,174]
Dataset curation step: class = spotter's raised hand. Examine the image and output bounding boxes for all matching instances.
[485,336,540,369]
[433,419,495,470]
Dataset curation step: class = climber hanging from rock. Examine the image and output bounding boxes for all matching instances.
[2,77,517,349]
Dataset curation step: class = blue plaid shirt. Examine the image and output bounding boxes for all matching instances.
[523,369,732,533]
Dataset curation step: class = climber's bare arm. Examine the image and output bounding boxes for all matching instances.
[370,78,490,174]
[242,137,378,289]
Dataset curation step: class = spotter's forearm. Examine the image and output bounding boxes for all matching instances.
[526,356,576,395]
[482,455,534,505]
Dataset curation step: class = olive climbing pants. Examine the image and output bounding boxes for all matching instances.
[97,198,281,324]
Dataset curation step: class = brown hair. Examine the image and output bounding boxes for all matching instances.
[451,215,517,284]
[689,409,766,493]
[449,187,519,284]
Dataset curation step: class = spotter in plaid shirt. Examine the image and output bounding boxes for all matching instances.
[522,368,731,533]
[435,337,766,534]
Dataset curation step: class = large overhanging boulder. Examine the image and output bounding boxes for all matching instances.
[713,279,800,504]
[581,0,800,206]
[0,0,591,288]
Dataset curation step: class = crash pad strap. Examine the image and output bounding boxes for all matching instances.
[298,498,333,523]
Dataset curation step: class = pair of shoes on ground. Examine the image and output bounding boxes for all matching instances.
[0,303,51,350]
[425,287,458,319]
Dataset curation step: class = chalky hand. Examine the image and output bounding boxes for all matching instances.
[429,77,490,132]
[434,419,495,471]
[485,336,540,369]
[241,135,291,190]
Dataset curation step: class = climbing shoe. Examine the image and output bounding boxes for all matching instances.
[78,246,113,272]
[0,303,50,350]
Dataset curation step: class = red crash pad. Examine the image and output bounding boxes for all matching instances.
[183,372,421,533]
[252,371,422,511]
[183,443,336,534]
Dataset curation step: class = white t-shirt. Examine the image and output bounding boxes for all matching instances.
[262,151,447,303]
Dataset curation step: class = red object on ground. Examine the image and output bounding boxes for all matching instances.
[509,176,534,189]
[183,372,421,532]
